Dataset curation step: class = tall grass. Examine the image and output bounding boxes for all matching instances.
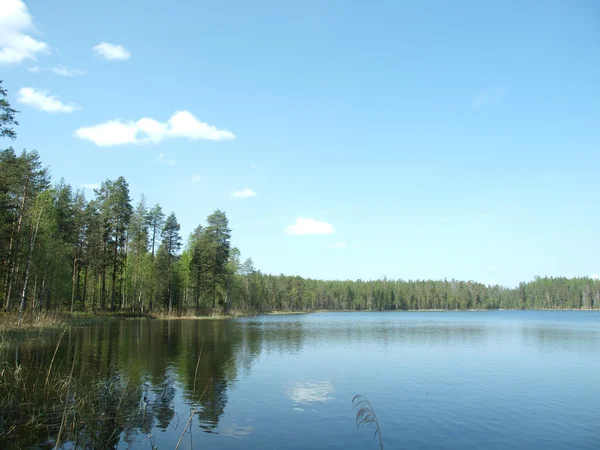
[152,308,253,320]
[0,310,67,331]
[0,352,147,447]
[353,394,384,450]
[0,335,213,448]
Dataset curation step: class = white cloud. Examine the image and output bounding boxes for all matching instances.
[17,87,78,113]
[472,84,507,108]
[0,0,49,65]
[169,111,235,141]
[487,265,497,272]
[287,381,334,404]
[93,42,130,61]
[231,188,257,198]
[75,111,235,146]
[591,274,599,280]
[157,152,176,166]
[76,120,137,146]
[284,217,335,235]
[80,183,100,190]
[29,66,86,76]
[330,241,348,249]
[191,174,201,183]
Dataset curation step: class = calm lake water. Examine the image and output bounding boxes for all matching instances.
[2,311,599,449]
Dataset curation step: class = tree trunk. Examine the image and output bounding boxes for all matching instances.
[37,268,46,311]
[32,273,38,311]
[121,237,127,309]
[82,265,88,312]
[110,220,119,312]
[4,176,29,310]
[167,259,172,314]
[195,260,202,311]
[70,255,77,313]
[76,263,81,307]
[213,254,218,310]
[18,204,42,327]
[226,277,231,313]
[101,269,106,310]
[120,268,125,309]
[1,210,17,305]
[151,222,157,256]
[91,272,97,313]
[132,248,140,311]
[45,279,51,311]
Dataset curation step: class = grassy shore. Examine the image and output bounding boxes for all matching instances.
[155,309,254,320]
[0,310,159,332]
[2,307,595,332]
[0,309,260,332]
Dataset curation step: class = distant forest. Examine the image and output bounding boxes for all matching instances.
[1,81,599,316]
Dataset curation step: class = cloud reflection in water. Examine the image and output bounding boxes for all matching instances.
[288,381,335,404]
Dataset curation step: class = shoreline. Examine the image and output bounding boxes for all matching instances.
[1,308,598,333]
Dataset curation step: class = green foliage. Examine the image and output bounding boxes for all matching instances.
[0,80,599,318]
[0,81,18,140]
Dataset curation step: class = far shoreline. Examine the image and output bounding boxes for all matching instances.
[2,308,598,333]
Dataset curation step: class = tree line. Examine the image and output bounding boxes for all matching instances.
[1,82,599,317]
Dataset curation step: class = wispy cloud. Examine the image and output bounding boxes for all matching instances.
[75,111,235,146]
[472,84,507,108]
[80,183,100,190]
[329,241,348,249]
[191,174,201,183]
[17,87,78,113]
[487,265,497,272]
[157,153,176,166]
[284,218,335,235]
[29,66,86,76]
[93,42,130,61]
[0,0,49,65]
[591,274,599,280]
[231,188,257,198]
[250,164,261,170]
[221,424,254,438]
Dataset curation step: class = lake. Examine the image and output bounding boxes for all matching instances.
[1,311,599,449]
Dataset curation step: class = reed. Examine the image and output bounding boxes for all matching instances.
[0,310,67,331]
[0,354,146,448]
[353,394,384,450]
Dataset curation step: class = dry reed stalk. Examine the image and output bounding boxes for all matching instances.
[353,394,384,450]
[175,378,213,450]
[44,330,65,396]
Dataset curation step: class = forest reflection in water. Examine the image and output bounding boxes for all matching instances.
[1,311,599,449]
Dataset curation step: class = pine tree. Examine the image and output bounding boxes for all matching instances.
[205,210,231,309]
[148,204,165,257]
[128,195,150,313]
[0,81,18,140]
[159,213,182,314]
[97,177,132,311]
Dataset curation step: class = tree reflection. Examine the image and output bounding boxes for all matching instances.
[1,314,599,448]
[0,318,264,448]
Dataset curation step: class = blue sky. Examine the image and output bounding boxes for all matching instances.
[1,0,599,286]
